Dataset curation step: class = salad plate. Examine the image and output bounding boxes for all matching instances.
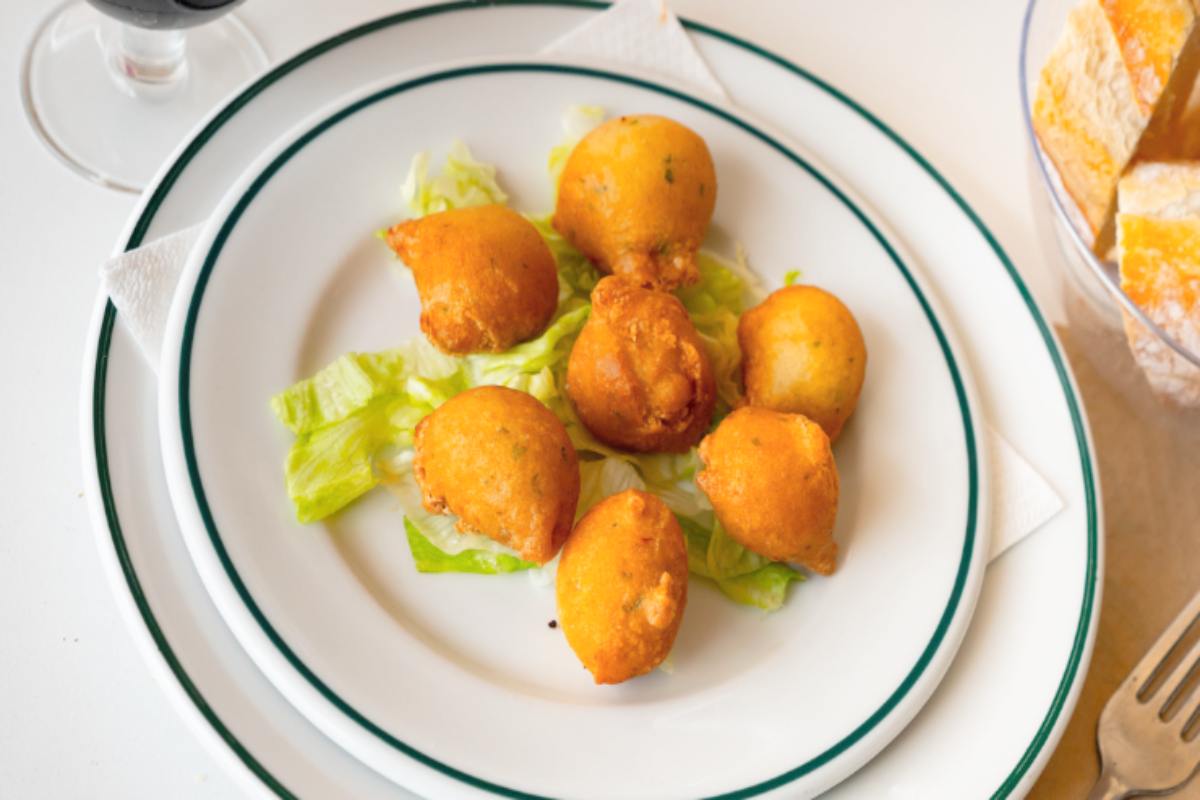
[157,61,987,799]
[81,3,1100,798]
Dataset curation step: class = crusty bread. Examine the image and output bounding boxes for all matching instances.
[1118,159,1200,211]
[1116,161,1200,405]
[1033,0,1200,254]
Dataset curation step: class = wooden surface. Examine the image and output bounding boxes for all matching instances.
[1030,285,1200,798]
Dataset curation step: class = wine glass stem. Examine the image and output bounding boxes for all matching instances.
[109,23,188,93]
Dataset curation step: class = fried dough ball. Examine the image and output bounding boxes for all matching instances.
[566,276,716,453]
[696,407,839,575]
[413,386,580,564]
[385,204,559,354]
[739,285,867,441]
[556,490,688,685]
[554,114,716,290]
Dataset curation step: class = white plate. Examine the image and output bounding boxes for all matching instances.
[80,3,1101,798]
[157,61,988,800]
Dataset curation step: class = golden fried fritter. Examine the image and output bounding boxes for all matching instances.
[739,285,867,441]
[556,489,688,685]
[413,386,580,564]
[554,114,716,290]
[385,204,559,354]
[566,276,716,453]
[696,407,839,575]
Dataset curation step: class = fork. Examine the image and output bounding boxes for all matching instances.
[1090,590,1200,799]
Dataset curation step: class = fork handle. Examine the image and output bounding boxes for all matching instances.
[1087,768,1130,800]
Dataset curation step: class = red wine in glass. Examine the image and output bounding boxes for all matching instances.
[85,0,247,30]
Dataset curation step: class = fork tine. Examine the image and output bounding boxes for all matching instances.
[1161,642,1200,724]
[1135,591,1200,701]
[1181,697,1200,740]
[1158,637,1200,719]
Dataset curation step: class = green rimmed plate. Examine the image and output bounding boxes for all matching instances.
[157,60,987,799]
[80,4,1100,798]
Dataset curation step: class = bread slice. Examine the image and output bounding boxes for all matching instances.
[1033,0,1200,254]
[1116,161,1200,405]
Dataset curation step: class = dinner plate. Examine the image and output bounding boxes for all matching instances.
[156,61,988,799]
[81,3,1100,798]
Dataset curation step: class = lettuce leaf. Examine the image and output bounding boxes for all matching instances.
[676,252,758,413]
[706,519,771,578]
[637,451,709,519]
[578,456,645,517]
[270,351,408,435]
[715,564,805,610]
[461,305,589,396]
[678,252,747,316]
[677,516,805,611]
[284,401,394,524]
[271,340,464,522]
[527,214,599,304]
[405,518,535,574]
[402,140,508,216]
[677,514,717,577]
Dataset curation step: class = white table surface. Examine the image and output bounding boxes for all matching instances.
[0,1,1063,797]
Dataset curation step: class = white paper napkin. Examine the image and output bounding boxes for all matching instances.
[543,0,727,100]
[101,224,201,368]
[988,430,1063,559]
[101,0,1063,561]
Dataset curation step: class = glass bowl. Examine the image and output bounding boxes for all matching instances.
[1019,0,1200,416]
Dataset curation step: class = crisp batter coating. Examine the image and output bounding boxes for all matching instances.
[739,285,866,442]
[556,490,688,684]
[566,276,716,453]
[696,407,839,575]
[385,204,559,354]
[553,114,716,290]
[413,386,580,564]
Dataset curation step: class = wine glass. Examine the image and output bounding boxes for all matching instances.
[20,0,268,193]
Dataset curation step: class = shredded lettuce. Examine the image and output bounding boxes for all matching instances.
[272,342,462,523]
[405,519,536,574]
[461,305,589,398]
[637,451,708,518]
[270,118,808,611]
[716,563,806,610]
[679,517,805,611]
[678,253,747,316]
[270,351,408,435]
[284,402,394,524]
[677,253,747,413]
[678,516,712,575]
[527,214,599,304]
[578,456,645,517]
[402,140,507,216]
[706,519,771,578]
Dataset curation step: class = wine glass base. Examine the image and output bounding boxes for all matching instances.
[20,1,268,193]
